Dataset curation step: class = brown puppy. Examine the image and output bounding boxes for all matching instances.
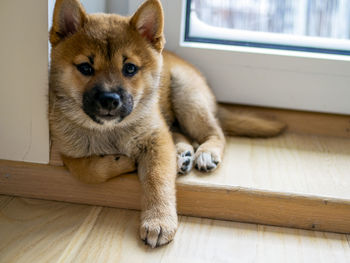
[49,0,285,248]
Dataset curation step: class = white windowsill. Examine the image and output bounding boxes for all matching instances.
[180,40,350,62]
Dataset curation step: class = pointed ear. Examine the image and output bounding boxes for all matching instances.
[49,0,87,46]
[130,0,165,52]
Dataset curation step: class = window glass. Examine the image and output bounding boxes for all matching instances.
[186,0,350,55]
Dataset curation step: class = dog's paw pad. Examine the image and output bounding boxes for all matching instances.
[140,216,177,248]
[177,151,193,175]
[195,152,220,172]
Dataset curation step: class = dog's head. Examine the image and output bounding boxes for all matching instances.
[49,0,164,129]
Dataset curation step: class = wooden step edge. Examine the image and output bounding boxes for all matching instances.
[178,180,350,204]
[1,159,349,234]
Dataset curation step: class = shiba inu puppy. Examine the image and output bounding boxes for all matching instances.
[49,0,285,248]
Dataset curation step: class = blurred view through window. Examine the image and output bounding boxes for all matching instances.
[186,0,350,55]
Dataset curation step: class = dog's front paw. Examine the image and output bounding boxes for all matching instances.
[177,150,194,175]
[140,211,178,248]
[195,151,221,172]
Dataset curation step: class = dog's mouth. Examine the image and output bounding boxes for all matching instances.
[82,86,134,125]
[100,113,115,117]
[98,113,118,120]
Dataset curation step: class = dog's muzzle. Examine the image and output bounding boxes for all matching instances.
[83,86,133,124]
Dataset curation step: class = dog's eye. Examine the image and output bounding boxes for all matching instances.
[122,63,138,77]
[76,63,94,76]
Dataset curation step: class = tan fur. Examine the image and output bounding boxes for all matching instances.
[49,0,284,248]
[61,154,135,183]
[218,107,286,137]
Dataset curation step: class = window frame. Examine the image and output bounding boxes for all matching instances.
[184,0,350,56]
[130,0,350,115]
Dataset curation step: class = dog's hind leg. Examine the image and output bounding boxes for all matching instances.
[172,132,194,175]
[61,154,136,183]
[170,60,225,172]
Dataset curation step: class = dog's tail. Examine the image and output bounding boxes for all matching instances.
[217,105,286,137]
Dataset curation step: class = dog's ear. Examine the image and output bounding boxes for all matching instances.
[50,0,87,46]
[130,0,165,52]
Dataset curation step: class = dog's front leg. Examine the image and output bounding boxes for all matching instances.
[137,128,178,248]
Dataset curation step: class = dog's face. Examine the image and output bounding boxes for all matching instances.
[49,0,165,128]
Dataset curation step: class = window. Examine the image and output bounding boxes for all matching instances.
[81,0,350,115]
[185,0,350,55]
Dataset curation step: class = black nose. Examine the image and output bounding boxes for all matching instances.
[97,92,121,111]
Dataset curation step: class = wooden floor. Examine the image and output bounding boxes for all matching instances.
[2,131,350,234]
[1,195,350,263]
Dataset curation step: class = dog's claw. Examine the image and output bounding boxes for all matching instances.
[177,150,194,175]
[140,212,177,248]
[195,151,221,172]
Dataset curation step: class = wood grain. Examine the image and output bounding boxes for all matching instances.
[0,196,93,263]
[179,133,350,199]
[1,159,350,234]
[1,196,350,263]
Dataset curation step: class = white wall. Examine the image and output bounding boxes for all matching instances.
[48,0,129,30]
[106,0,129,15]
[0,0,50,163]
[81,0,106,13]
[49,0,108,31]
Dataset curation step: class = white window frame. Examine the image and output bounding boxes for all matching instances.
[187,10,350,55]
[129,0,350,115]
